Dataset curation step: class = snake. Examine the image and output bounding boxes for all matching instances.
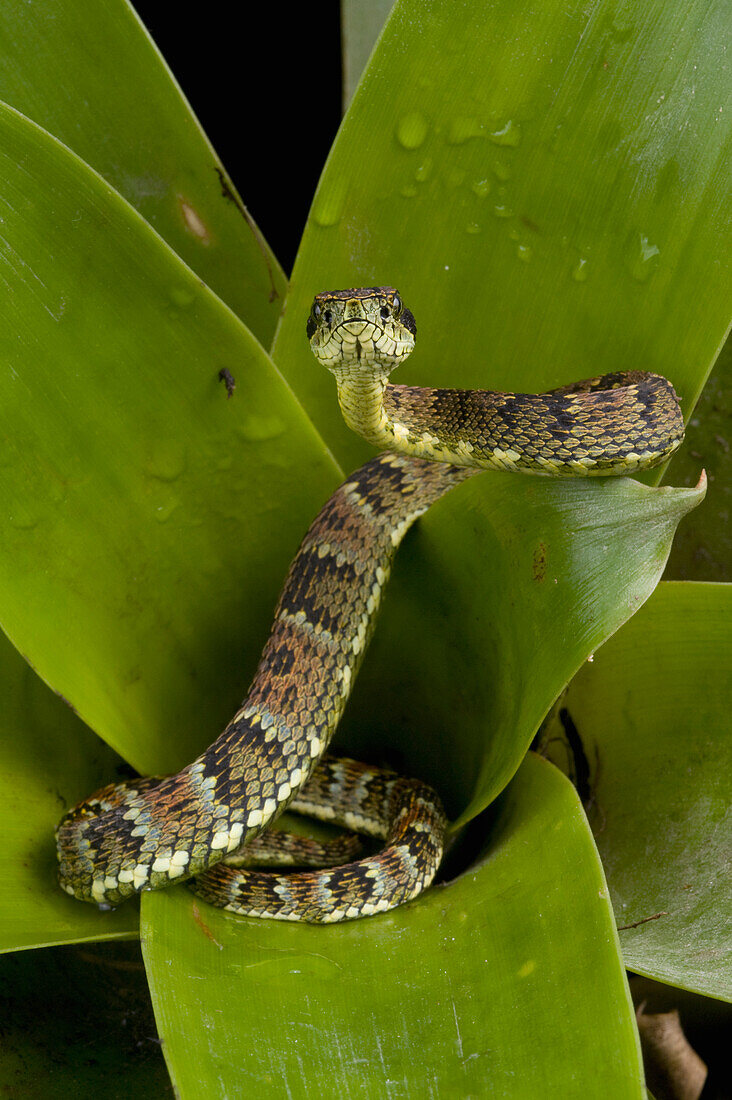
[56,286,684,922]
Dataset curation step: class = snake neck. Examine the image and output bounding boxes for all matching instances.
[332,366,394,448]
[335,369,476,467]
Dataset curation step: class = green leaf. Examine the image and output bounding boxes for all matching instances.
[664,338,731,581]
[0,943,170,1096]
[0,4,721,1090]
[0,0,286,343]
[0,631,138,952]
[341,472,704,827]
[0,100,339,775]
[141,754,645,1099]
[541,582,731,1000]
[274,0,731,470]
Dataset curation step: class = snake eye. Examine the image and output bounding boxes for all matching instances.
[313,302,321,319]
[380,305,390,320]
[392,295,401,314]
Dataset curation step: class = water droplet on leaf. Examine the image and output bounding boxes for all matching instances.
[610,17,634,42]
[237,416,285,443]
[396,112,429,150]
[572,257,590,282]
[170,287,195,308]
[447,117,482,145]
[147,440,187,481]
[489,120,521,147]
[154,498,177,524]
[10,507,39,530]
[471,178,491,199]
[414,159,433,183]
[626,233,660,282]
[312,183,345,228]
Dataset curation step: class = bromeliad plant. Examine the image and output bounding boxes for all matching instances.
[0,1,729,1095]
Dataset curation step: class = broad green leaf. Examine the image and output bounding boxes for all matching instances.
[0,630,138,952]
[0,942,170,1097]
[142,754,645,1099]
[0,0,286,344]
[664,338,731,581]
[0,101,339,776]
[340,473,704,826]
[273,0,731,470]
[541,582,731,1001]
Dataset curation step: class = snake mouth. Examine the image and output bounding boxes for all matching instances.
[336,318,383,340]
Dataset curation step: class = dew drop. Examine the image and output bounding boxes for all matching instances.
[471,178,491,199]
[237,415,286,443]
[626,233,660,282]
[169,287,195,308]
[493,204,514,219]
[414,159,433,183]
[153,498,178,524]
[610,17,634,42]
[312,183,346,228]
[147,439,187,482]
[489,120,521,147]
[516,243,532,263]
[9,506,40,530]
[395,112,429,150]
[572,257,590,282]
[447,117,482,145]
[466,223,482,235]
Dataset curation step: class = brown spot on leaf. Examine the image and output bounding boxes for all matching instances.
[532,542,547,581]
[191,901,223,950]
[520,214,541,234]
[178,195,211,244]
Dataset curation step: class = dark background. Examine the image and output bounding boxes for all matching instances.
[132,4,343,274]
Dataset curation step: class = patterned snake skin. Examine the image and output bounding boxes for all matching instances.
[56,287,684,922]
[308,288,684,476]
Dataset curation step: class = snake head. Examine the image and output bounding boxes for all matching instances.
[307,287,416,376]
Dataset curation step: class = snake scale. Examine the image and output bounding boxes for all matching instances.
[56,287,684,922]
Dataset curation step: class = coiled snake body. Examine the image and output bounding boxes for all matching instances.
[56,287,684,922]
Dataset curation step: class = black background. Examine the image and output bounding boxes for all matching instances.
[132,4,343,275]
